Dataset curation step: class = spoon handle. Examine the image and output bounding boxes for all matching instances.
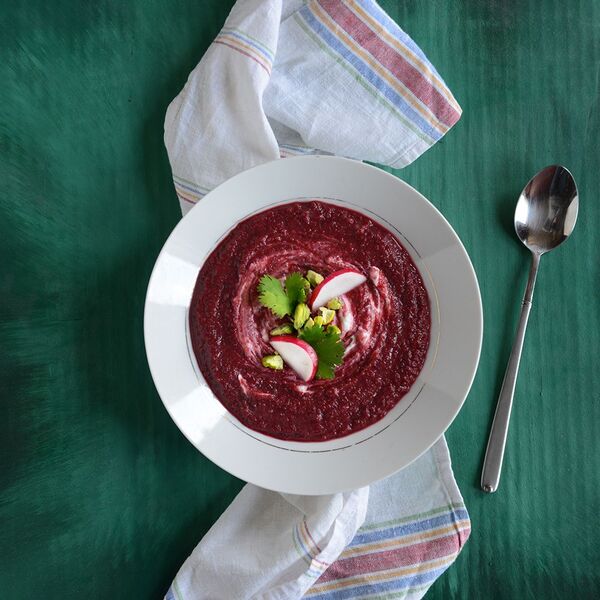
[481,252,541,493]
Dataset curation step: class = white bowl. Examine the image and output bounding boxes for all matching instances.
[144,156,482,494]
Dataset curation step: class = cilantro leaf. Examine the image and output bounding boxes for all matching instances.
[299,324,345,380]
[257,275,292,317]
[257,272,309,318]
[285,272,310,305]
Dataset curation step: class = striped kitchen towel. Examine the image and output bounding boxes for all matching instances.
[165,0,461,215]
[164,1,468,598]
[303,441,470,599]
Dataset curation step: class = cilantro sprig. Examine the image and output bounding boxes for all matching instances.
[284,272,310,306]
[257,272,309,317]
[257,275,290,317]
[299,323,345,380]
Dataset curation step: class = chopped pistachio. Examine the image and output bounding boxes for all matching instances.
[319,307,335,324]
[304,317,315,329]
[262,354,284,370]
[313,315,325,326]
[306,269,324,287]
[270,323,294,336]
[298,278,311,302]
[293,302,311,329]
[327,324,341,335]
[326,297,343,310]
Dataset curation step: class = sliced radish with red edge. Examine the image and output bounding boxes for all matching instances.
[309,268,367,310]
[270,336,318,382]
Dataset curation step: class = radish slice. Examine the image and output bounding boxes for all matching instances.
[270,336,318,382]
[309,268,367,310]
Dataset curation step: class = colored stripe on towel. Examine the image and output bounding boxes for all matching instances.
[306,504,470,598]
[221,27,275,62]
[346,0,461,114]
[306,559,455,598]
[294,7,437,143]
[349,508,470,547]
[292,520,331,580]
[296,0,460,141]
[214,28,274,74]
[172,175,210,205]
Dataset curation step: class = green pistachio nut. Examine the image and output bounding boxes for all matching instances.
[313,315,325,326]
[270,323,294,336]
[326,297,343,310]
[299,277,311,302]
[306,270,324,287]
[319,307,335,324]
[262,354,284,370]
[327,324,341,335]
[293,302,311,329]
[304,317,315,329]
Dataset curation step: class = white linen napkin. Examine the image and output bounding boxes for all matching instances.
[164,1,469,598]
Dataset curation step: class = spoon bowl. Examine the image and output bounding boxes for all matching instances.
[514,165,579,254]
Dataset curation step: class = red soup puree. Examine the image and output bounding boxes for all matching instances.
[189,201,430,442]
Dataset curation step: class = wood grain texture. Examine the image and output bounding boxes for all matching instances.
[1,1,599,598]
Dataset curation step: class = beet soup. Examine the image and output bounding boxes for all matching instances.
[189,201,430,442]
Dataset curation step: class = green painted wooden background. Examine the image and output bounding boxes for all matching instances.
[2,1,599,598]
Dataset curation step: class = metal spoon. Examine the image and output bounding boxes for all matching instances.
[481,165,579,493]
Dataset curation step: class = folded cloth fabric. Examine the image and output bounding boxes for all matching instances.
[164,1,469,598]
